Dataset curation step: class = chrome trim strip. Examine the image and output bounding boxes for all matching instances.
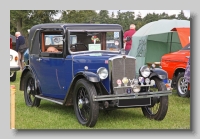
[114,84,152,89]
[35,95,63,105]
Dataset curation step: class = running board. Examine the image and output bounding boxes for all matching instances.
[35,95,64,105]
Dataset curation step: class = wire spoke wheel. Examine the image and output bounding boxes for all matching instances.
[73,79,99,127]
[24,72,41,107]
[26,77,36,104]
[141,77,168,120]
[77,87,90,122]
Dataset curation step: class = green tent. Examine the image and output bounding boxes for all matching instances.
[128,19,190,75]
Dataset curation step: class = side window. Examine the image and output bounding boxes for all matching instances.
[40,32,63,57]
[106,31,120,51]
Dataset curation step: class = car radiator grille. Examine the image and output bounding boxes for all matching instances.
[110,56,136,94]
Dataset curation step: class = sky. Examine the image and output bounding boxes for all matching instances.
[55,10,190,19]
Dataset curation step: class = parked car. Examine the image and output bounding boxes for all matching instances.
[19,23,171,127]
[10,49,20,81]
[160,43,190,97]
[106,39,120,51]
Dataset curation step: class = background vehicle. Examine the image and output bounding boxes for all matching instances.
[10,49,20,81]
[161,43,190,97]
[23,49,29,65]
[106,39,120,51]
[20,23,171,127]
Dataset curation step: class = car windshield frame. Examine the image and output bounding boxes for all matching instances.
[68,29,122,54]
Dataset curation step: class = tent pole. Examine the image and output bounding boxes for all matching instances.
[170,32,173,52]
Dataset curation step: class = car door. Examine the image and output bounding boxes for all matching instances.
[31,33,73,99]
[35,54,73,99]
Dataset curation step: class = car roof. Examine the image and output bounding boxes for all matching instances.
[29,23,123,34]
[28,23,123,54]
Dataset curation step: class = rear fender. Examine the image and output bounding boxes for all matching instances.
[20,65,38,91]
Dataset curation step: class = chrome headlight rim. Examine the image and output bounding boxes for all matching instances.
[97,67,108,80]
[139,65,151,78]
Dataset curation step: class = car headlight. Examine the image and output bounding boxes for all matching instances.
[97,67,108,80]
[139,65,150,78]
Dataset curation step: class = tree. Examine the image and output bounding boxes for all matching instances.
[10,10,30,35]
[98,10,110,23]
[116,11,135,31]
[135,12,144,30]
[60,10,97,23]
[10,10,59,45]
[177,10,189,20]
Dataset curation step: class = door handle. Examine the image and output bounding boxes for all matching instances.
[36,58,42,62]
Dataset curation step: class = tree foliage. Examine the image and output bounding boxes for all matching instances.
[10,10,190,39]
[60,10,97,23]
[10,10,59,37]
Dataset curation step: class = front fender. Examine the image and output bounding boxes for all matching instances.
[149,68,168,80]
[77,71,101,82]
[63,71,100,106]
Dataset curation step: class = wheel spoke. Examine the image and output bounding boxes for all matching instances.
[26,77,36,104]
[146,79,161,115]
[77,87,90,122]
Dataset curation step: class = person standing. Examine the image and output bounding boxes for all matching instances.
[15,32,26,71]
[123,24,136,55]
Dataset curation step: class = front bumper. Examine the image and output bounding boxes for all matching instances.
[93,90,172,101]
[10,66,20,72]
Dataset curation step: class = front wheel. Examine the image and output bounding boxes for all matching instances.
[142,77,168,120]
[73,79,99,127]
[176,72,190,97]
[24,71,41,107]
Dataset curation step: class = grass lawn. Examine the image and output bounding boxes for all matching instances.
[10,71,190,129]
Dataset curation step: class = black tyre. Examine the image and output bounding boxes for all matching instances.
[10,72,16,82]
[73,79,99,127]
[24,71,41,107]
[142,77,168,120]
[176,72,190,97]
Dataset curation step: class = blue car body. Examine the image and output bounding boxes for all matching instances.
[19,23,171,127]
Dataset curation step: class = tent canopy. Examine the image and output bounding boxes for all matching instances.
[128,19,190,75]
[171,27,190,47]
[133,19,190,36]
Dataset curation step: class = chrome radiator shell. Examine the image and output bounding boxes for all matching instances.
[109,55,136,94]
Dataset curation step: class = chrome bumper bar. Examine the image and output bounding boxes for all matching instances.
[93,90,172,101]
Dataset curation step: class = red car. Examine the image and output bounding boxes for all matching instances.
[160,43,190,97]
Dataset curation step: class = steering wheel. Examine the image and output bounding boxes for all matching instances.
[70,43,88,51]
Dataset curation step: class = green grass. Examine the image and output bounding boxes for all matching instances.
[11,71,190,129]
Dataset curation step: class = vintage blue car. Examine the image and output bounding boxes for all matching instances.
[20,23,171,127]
